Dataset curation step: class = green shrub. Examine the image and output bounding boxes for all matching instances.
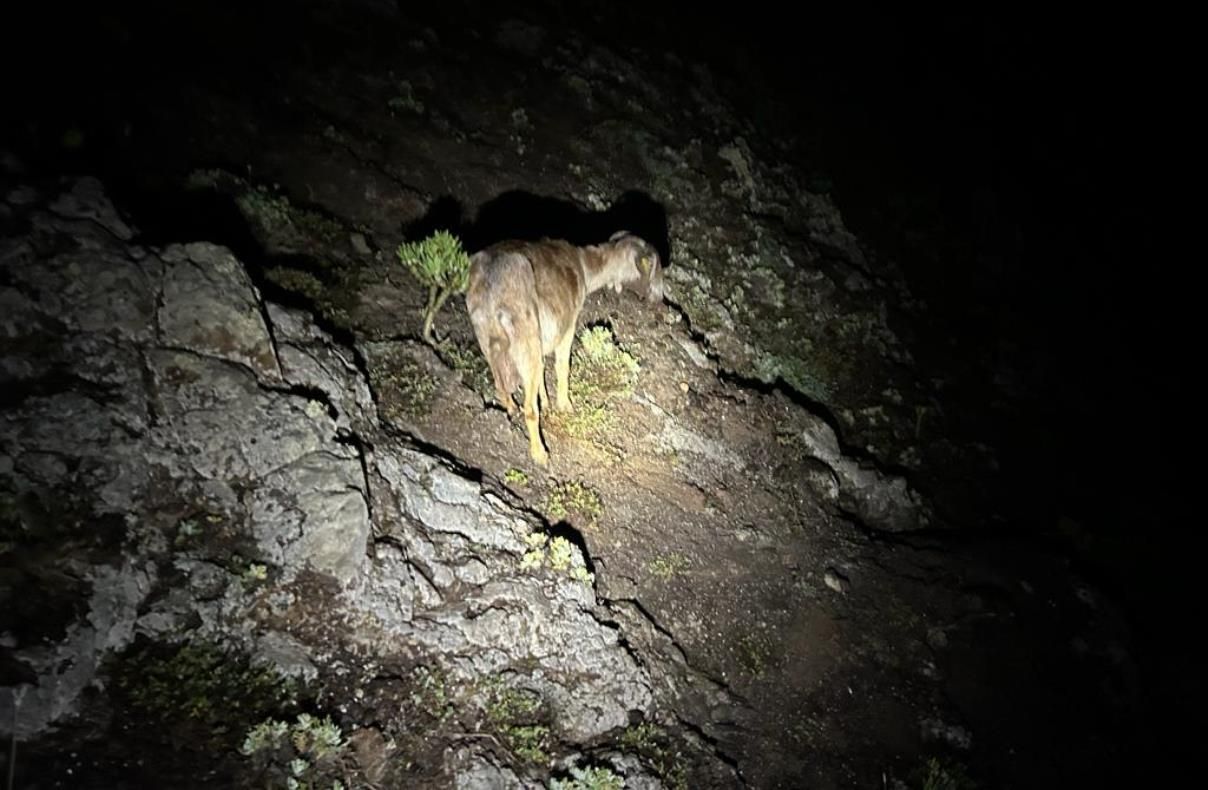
[240,712,349,788]
[396,230,471,344]
[107,638,302,753]
[549,765,624,790]
[619,722,688,790]
[920,757,977,790]
[572,326,640,400]
[551,325,640,441]
[480,680,550,766]
[545,480,603,527]
[504,468,530,487]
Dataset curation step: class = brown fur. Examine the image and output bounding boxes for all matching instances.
[465,231,664,466]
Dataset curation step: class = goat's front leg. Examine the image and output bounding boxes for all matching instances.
[554,326,575,412]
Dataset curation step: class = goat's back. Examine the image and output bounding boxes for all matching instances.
[466,247,540,397]
[466,246,539,324]
[469,240,588,356]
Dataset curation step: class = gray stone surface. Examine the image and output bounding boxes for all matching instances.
[0,561,153,738]
[0,181,373,738]
[47,176,134,241]
[0,178,654,777]
[361,444,654,742]
[795,411,929,531]
[159,243,282,380]
[449,748,535,790]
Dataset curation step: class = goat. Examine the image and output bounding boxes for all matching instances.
[465,231,665,467]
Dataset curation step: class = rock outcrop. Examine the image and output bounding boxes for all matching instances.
[1,179,660,785]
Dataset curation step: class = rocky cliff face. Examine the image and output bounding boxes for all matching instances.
[1,180,674,787]
[1,2,1153,788]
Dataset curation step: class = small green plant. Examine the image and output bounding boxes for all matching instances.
[620,722,663,752]
[241,712,348,789]
[484,682,541,725]
[244,562,268,582]
[187,169,347,260]
[647,553,690,580]
[396,230,471,344]
[520,530,594,585]
[915,404,929,439]
[549,765,624,790]
[919,757,977,790]
[753,352,832,403]
[265,267,327,301]
[234,185,344,251]
[545,480,603,527]
[507,723,551,765]
[481,679,550,766]
[437,339,494,399]
[409,665,454,725]
[571,326,640,400]
[175,517,201,545]
[108,638,302,753]
[619,722,688,790]
[387,80,425,114]
[736,633,775,677]
[173,512,226,548]
[368,348,439,421]
[241,718,290,754]
[504,468,530,487]
[61,127,85,149]
[554,401,612,441]
[547,536,574,571]
[549,325,640,441]
[521,531,550,571]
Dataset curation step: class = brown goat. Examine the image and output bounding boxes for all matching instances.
[465,231,665,466]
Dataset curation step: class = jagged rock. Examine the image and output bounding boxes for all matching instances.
[657,420,745,472]
[823,567,850,594]
[1,178,654,780]
[265,303,377,434]
[47,176,133,241]
[793,411,929,532]
[448,748,536,789]
[158,243,282,380]
[0,561,153,738]
[363,446,654,741]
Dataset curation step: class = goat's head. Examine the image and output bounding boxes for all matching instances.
[607,231,665,304]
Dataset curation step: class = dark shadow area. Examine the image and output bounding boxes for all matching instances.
[401,195,466,245]
[404,189,672,267]
[603,191,672,268]
[109,180,266,265]
[30,165,375,365]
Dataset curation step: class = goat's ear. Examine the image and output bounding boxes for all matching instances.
[638,255,652,275]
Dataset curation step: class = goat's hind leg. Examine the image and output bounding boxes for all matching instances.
[491,368,518,418]
[478,333,518,419]
[517,342,550,467]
